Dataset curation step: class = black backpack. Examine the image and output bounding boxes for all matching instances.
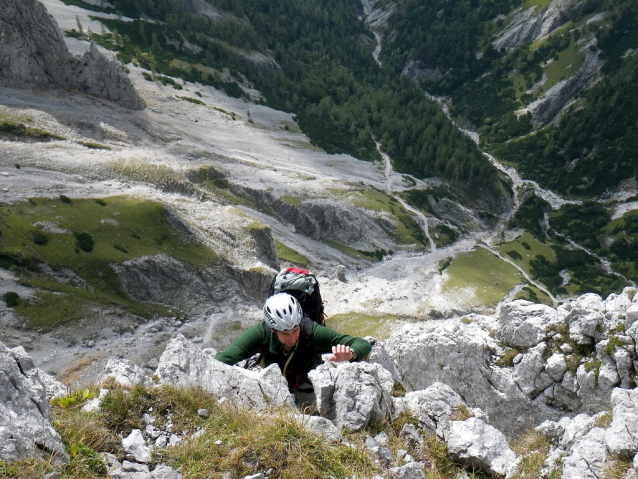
[267,267,325,326]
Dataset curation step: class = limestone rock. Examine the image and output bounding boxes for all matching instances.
[383,319,561,435]
[308,362,394,432]
[393,382,464,440]
[561,427,608,479]
[0,0,145,109]
[604,388,638,457]
[102,358,155,388]
[111,254,272,314]
[447,417,519,478]
[0,342,68,464]
[387,461,425,479]
[122,429,152,463]
[498,300,567,348]
[155,334,293,410]
[292,414,341,442]
[493,0,579,52]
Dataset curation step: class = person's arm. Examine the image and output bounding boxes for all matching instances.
[311,323,371,362]
[214,323,265,365]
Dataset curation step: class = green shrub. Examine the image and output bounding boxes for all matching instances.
[606,336,624,356]
[74,232,94,252]
[32,232,48,245]
[506,250,523,260]
[60,195,72,204]
[3,291,20,307]
[94,199,107,206]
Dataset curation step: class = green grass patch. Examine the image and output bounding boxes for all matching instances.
[280,195,305,205]
[177,96,205,105]
[274,239,309,266]
[442,247,524,306]
[78,141,110,150]
[327,312,399,341]
[0,197,217,330]
[346,188,428,247]
[515,285,554,305]
[0,120,64,140]
[541,42,586,92]
[496,232,557,276]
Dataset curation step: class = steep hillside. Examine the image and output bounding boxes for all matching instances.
[379,0,638,297]
[52,0,513,214]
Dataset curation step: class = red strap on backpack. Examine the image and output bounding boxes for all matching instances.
[286,267,310,275]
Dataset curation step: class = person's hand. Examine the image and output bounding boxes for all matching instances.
[328,344,354,362]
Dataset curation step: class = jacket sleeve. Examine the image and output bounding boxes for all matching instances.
[311,324,372,361]
[214,323,265,365]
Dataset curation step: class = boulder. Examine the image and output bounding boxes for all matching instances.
[561,427,608,479]
[0,343,68,464]
[447,417,519,477]
[498,300,567,348]
[155,334,293,410]
[292,414,341,442]
[393,382,465,440]
[604,388,638,457]
[102,358,155,388]
[308,362,394,432]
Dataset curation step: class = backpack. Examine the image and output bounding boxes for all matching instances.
[267,267,325,326]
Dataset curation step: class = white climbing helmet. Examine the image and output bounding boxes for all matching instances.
[263,293,303,331]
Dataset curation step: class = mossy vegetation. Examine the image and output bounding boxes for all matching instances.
[442,247,524,306]
[0,197,217,330]
[345,187,428,247]
[0,120,64,141]
[326,312,399,340]
[274,239,309,267]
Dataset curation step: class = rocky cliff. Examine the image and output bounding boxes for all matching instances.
[0,0,145,110]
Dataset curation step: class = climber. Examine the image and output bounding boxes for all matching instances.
[214,292,371,407]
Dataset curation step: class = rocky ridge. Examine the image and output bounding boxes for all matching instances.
[4,289,638,478]
[0,0,145,109]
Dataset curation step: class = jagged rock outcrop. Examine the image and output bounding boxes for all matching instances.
[0,343,68,464]
[382,287,638,436]
[493,0,579,52]
[382,316,564,435]
[0,0,145,109]
[519,49,604,124]
[237,187,398,251]
[154,334,293,410]
[110,255,273,314]
[309,361,394,432]
[4,289,638,478]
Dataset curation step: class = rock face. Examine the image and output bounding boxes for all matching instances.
[520,49,604,124]
[0,343,68,464]
[111,255,273,314]
[382,316,563,435]
[383,288,638,436]
[309,362,394,432]
[0,0,145,109]
[493,0,579,52]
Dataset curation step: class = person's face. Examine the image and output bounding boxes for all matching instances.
[274,326,300,350]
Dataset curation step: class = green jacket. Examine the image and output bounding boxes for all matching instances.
[214,321,371,388]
